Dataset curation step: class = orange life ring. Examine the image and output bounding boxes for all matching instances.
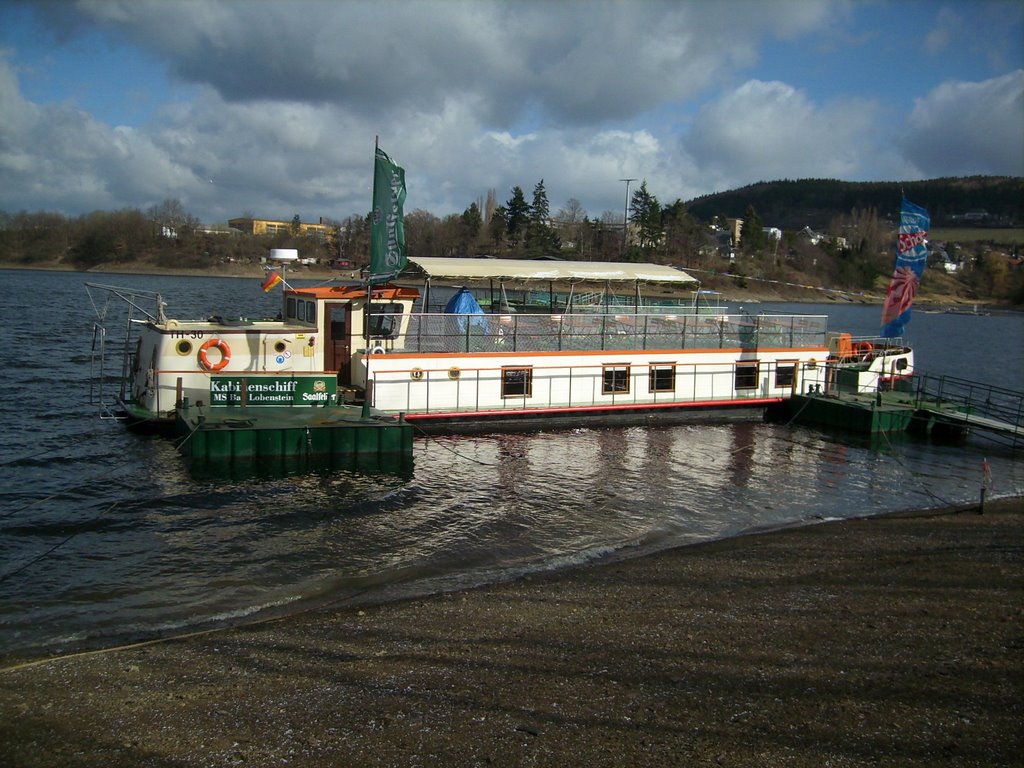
[853,341,874,356]
[198,338,231,371]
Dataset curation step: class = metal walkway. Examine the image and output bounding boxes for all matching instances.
[908,373,1024,448]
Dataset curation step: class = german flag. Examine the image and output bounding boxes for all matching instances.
[261,271,283,292]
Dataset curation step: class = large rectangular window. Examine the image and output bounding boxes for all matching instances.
[775,361,796,388]
[602,365,630,395]
[501,366,532,398]
[649,364,676,393]
[366,303,403,339]
[735,362,759,390]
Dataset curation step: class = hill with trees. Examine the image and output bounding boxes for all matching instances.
[1,176,1021,305]
[685,176,1023,231]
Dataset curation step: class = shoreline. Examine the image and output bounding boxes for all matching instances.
[5,260,1013,308]
[2,497,1020,767]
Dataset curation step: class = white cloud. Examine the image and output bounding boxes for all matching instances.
[63,0,839,127]
[924,7,959,55]
[2,1,1020,226]
[683,80,879,189]
[902,70,1024,177]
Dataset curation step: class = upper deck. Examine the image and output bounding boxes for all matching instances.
[381,311,830,355]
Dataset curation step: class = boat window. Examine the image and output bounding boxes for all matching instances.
[602,365,631,395]
[331,314,346,337]
[367,303,403,339]
[306,301,316,324]
[287,297,297,319]
[774,361,796,388]
[649,364,676,393]
[297,301,306,322]
[735,362,759,390]
[501,366,532,398]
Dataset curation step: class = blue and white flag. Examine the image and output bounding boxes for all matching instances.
[880,198,929,338]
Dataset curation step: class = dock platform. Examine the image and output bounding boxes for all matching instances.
[788,392,918,436]
[174,404,414,472]
[788,371,1023,449]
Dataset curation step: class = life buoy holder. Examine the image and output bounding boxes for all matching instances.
[198,338,231,372]
[853,341,874,356]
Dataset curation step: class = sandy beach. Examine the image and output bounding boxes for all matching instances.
[1,499,1021,767]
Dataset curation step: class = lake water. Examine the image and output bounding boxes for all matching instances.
[1,268,1021,661]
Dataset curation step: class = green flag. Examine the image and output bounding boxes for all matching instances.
[369,147,407,283]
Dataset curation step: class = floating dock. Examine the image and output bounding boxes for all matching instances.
[787,372,1023,449]
[174,403,414,474]
[788,391,918,435]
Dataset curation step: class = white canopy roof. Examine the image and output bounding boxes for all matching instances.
[403,257,697,284]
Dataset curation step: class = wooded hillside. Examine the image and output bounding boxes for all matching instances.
[685,176,1023,230]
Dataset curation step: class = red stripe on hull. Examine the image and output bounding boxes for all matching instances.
[403,397,783,422]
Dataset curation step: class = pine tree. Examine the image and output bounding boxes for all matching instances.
[505,187,530,250]
[525,179,560,256]
[489,205,508,250]
[530,179,550,223]
[629,181,661,251]
[740,205,767,255]
[462,202,482,239]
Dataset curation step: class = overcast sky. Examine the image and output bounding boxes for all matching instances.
[1,0,1022,227]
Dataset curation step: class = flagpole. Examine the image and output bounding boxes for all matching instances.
[362,138,380,417]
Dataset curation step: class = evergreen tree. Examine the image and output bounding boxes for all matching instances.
[740,205,767,254]
[629,180,662,250]
[505,186,530,250]
[530,179,550,223]
[462,202,482,239]
[525,179,561,256]
[661,199,708,264]
[489,205,508,250]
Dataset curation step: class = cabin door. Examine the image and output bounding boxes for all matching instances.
[326,304,353,385]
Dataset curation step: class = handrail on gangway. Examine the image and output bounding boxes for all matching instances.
[910,372,1024,447]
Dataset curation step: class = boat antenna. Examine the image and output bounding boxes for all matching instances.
[269,248,298,289]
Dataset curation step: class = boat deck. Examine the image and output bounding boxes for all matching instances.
[394,312,830,354]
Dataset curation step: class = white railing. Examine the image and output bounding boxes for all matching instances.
[382,312,828,355]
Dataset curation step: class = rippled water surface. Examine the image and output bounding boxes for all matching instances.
[1,269,1021,659]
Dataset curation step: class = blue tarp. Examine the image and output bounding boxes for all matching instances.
[444,288,489,332]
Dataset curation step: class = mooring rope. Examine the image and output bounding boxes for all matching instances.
[680,265,877,302]
[0,442,79,469]
[0,501,120,586]
[876,428,960,509]
[0,475,125,521]
[405,419,497,466]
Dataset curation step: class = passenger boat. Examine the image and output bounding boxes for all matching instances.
[88,149,920,438]
[89,254,914,434]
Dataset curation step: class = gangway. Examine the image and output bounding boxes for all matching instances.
[907,373,1023,449]
[787,368,1023,449]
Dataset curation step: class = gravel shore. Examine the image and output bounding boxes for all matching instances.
[2,499,1021,767]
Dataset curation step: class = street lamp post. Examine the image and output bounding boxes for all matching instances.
[619,178,636,255]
